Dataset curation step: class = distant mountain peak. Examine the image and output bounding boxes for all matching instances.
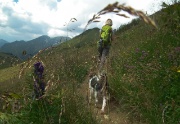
[0,39,8,48]
[0,39,8,42]
[0,35,69,60]
[39,35,50,38]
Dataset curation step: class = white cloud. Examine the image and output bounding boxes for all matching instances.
[47,28,66,37]
[0,0,174,42]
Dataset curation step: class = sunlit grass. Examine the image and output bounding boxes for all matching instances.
[0,66,19,82]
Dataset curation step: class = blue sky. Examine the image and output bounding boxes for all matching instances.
[0,0,175,42]
[13,0,18,3]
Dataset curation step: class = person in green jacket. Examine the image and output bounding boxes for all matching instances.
[98,19,113,74]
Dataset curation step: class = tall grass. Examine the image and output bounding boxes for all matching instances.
[108,3,180,124]
[0,2,179,124]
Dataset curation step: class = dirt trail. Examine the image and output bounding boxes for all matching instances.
[77,76,145,124]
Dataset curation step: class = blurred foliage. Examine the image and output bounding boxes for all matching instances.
[161,1,180,36]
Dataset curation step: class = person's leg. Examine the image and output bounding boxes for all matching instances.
[98,45,103,62]
[98,46,110,73]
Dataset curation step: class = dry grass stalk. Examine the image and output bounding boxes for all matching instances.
[162,105,169,124]
[58,97,65,124]
[85,2,157,30]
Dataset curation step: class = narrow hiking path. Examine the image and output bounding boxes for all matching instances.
[77,76,146,124]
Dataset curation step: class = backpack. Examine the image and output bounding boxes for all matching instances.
[100,25,112,46]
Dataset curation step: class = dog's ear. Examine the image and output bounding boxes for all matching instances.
[89,72,96,78]
[88,74,92,78]
[89,72,94,78]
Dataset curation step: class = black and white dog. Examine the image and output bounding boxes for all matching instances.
[88,72,109,114]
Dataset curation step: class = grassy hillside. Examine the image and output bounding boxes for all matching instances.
[0,3,179,124]
[0,52,21,69]
[0,28,100,124]
[109,3,180,123]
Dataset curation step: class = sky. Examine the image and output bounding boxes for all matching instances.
[0,0,173,42]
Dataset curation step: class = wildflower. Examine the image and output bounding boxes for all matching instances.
[174,47,180,52]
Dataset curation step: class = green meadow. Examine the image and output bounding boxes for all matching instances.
[0,2,179,124]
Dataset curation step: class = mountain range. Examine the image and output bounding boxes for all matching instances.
[0,39,8,48]
[0,35,70,60]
